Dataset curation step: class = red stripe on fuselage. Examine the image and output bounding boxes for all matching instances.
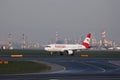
[55,45,66,48]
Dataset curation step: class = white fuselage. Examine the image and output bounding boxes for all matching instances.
[44,44,86,52]
[44,33,91,55]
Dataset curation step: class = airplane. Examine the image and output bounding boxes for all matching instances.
[44,33,91,56]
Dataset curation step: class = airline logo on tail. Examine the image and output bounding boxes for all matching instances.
[82,33,91,48]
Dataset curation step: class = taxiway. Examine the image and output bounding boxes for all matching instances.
[0,57,120,80]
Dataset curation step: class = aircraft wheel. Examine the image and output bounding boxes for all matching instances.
[70,54,74,56]
[60,52,63,56]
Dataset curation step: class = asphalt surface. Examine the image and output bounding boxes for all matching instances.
[0,57,120,80]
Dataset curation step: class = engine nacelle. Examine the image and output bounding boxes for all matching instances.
[64,50,73,55]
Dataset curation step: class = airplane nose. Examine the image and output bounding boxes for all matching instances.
[44,47,48,51]
[44,48,47,50]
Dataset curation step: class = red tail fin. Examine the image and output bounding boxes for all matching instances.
[82,33,91,48]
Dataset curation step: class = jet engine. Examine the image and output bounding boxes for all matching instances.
[64,50,74,55]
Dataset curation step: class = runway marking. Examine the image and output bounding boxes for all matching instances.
[108,60,120,71]
[78,61,106,73]
[56,60,107,73]
[34,60,66,74]
[109,60,120,66]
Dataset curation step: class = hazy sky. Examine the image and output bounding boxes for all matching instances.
[0,0,120,42]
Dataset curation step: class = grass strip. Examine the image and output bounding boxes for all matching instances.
[0,61,51,74]
[0,49,120,58]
